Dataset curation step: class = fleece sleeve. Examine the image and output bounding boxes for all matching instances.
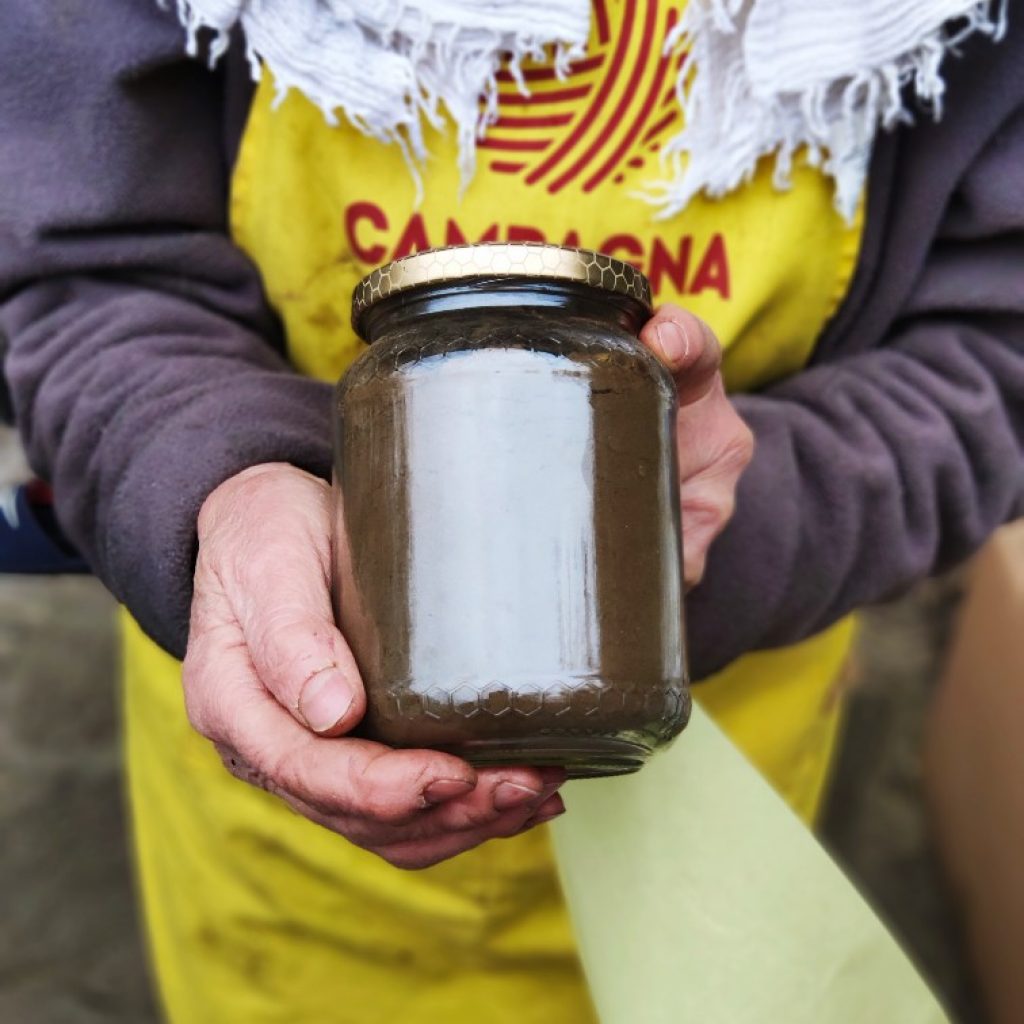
[0,1,333,658]
[686,101,1024,680]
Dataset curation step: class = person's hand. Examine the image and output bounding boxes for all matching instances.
[638,304,755,587]
[183,463,564,870]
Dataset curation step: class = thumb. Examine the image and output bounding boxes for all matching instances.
[204,463,366,737]
[638,303,722,406]
[244,596,366,739]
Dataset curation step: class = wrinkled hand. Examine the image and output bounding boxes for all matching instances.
[184,463,564,870]
[638,304,754,587]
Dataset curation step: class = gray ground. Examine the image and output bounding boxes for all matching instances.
[0,428,985,1022]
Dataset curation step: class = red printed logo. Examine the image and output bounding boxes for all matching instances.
[482,0,684,193]
[342,2,732,300]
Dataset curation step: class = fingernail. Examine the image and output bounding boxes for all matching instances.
[298,668,354,733]
[494,781,542,811]
[531,806,567,827]
[422,778,475,806]
[524,793,567,828]
[655,321,690,366]
[538,781,563,802]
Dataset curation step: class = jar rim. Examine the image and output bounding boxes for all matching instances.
[351,242,652,337]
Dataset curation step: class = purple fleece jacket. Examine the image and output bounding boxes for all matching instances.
[0,1,1022,679]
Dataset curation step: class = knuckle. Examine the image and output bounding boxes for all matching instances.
[445,792,501,831]
[253,616,331,688]
[363,793,417,827]
[239,598,338,697]
[709,429,754,484]
[491,812,532,839]
[264,743,312,802]
[732,422,756,465]
[197,463,328,575]
[720,410,755,467]
[461,805,497,831]
[241,763,277,795]
[197,472,262,540]
[218,748,273,792]
[234,464,325,519]
[268,742,357,819]
[349,764,419,826]
[684,492,732,535]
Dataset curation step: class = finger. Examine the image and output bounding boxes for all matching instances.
[674,376,755,482]
[186,630,478,825]
[286,804,533,870]
[251,750,561,846]
[419,765,564,834]
[638,304,722,406]
[673,377,755,587]
[192,631,562,837]
[680,472,741,589]
[213,734,560,855]
[205,464,365,737]
[372,793,568,870]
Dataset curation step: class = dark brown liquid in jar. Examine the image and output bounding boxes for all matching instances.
[334,266,689,778]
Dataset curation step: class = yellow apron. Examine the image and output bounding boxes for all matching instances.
[124,2,863,1020]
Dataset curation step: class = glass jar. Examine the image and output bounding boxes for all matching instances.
[333,243,689,778]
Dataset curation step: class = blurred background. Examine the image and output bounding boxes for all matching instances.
[0,422,1019,1023]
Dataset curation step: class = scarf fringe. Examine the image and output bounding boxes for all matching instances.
[643,0,1008,222]
[163,0,1006,220]
[160,0,588,204]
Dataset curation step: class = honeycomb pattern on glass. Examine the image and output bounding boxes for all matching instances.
[378,679,690,742]
[352,242,652,337]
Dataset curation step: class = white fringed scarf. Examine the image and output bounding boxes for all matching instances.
[166,0,1008,220]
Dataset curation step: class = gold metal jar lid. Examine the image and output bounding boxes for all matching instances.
[352,242,652,337]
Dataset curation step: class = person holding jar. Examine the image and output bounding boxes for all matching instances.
[0,1,1021,1021]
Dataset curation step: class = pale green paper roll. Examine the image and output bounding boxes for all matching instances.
[552,705,949,1024]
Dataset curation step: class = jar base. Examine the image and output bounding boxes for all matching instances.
[444,736,651,779]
